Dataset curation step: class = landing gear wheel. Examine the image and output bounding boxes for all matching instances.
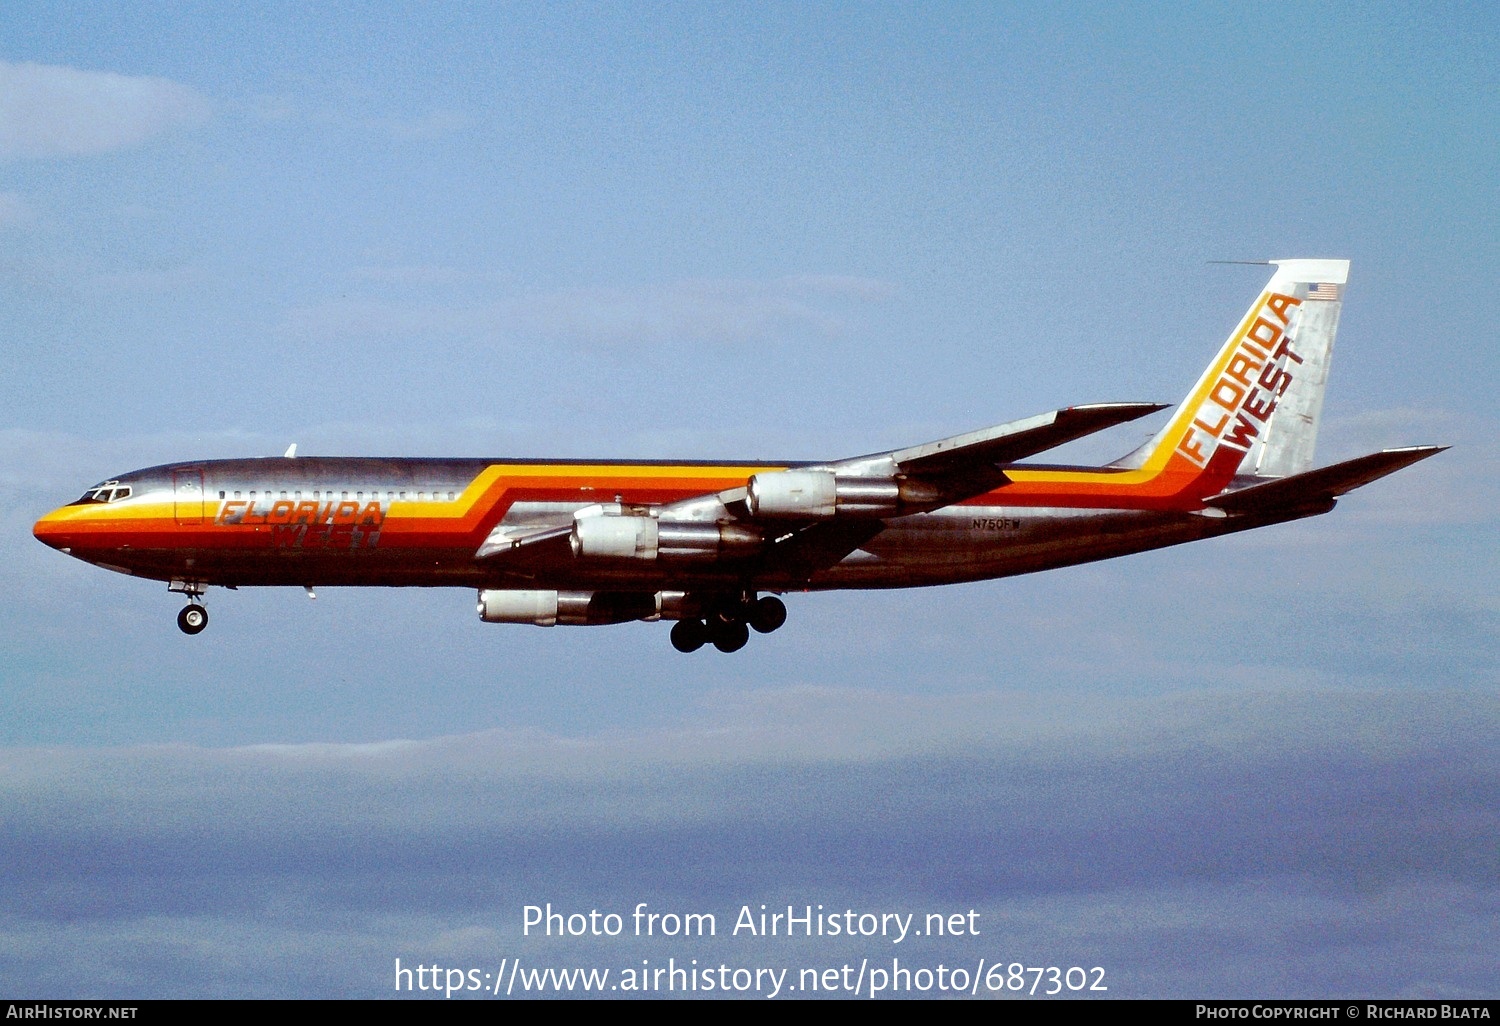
[749,595,787,634]
[177,604,208,635]
[670,618,708,653]
[711,620,750,653]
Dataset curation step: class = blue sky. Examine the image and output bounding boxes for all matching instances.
[1,3,1495,998]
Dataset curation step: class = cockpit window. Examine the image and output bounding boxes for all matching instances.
[70,482,132,505]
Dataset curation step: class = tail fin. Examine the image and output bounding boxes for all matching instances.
[1114,258,1349,483]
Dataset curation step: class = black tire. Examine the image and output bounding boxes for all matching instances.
[177,605,208,635]
[749,595,788,634]
[711,620,749,653]
[670,618,707,653]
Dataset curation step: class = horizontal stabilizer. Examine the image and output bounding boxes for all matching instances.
[1203,446,1447,514]
[892,402,1168,476]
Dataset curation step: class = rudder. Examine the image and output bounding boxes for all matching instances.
[1244,258,1346,477]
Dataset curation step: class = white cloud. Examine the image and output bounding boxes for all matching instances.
[0,61,210,159]
[5,685,1491,825]
[0,686,1493,996]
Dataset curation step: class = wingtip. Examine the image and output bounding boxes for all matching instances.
[1395,444,1451,465]
[1066,401,1171,417]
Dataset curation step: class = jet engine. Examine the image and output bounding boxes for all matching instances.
[745,471,902,518]
[570,516,761,561]
[477,589,656,626]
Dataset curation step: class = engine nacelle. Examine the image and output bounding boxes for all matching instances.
[745,471,902,518]
[570,516,761,561]
[570,515,656,559]
[477,589,655,626]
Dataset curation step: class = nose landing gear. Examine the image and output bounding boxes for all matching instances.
[169,579,209,635]
[177,603,209,635]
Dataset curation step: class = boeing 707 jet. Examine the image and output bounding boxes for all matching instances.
[34,259,1443,652]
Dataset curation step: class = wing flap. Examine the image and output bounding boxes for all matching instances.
[756,520,887,580]
[1204,446,1447,514]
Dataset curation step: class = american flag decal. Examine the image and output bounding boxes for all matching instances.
[1306,282,1342,302]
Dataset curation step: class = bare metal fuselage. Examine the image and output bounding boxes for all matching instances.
[38,456,1305,593]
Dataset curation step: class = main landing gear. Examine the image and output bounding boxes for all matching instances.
[670,595,787,654]
[169,580,209,635]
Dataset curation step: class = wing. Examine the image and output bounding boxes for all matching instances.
[883,402,1168,477]
[474,523,573,560]
[870,401,1167,506]
[670,402,1167,577]
[473,403,1168,580]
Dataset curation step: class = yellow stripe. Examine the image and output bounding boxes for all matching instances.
[397,463,781,520]
[1135,290,1273,473]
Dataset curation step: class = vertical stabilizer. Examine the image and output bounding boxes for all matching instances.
[1245,259,1346,477]
[1113,259,1348,485]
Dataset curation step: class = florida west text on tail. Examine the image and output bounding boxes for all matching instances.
[34,259,1444,652]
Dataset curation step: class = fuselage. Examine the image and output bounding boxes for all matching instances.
[31,452,1273,594]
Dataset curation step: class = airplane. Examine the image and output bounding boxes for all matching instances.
[33,258,1444,653]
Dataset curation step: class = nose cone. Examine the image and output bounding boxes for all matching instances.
[33,507,76,552]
